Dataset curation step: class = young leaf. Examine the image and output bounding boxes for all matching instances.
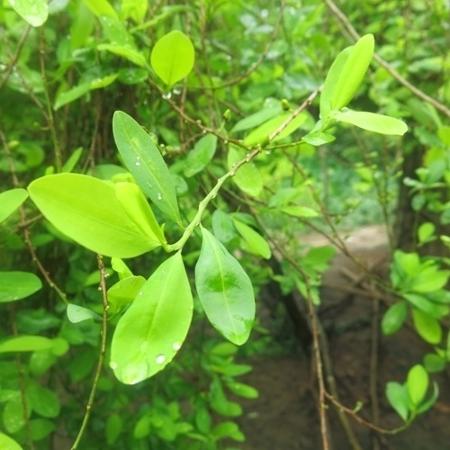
[381,302,408,336]
[110,252,193,384]
[407,364,429,406]
[0,189,28,224]
[412,308,442,344]
[335,109,408,135]
[386,382,409,421]
[150,30,195,86]
[113,181,165,244]
[107,275,146,314]
[184,134,218,178]
[233,219,271,259]
[28,173,158,258]
[66,304,96,324]
[195,227,255,345]
[0,432,23,450]
[320,34,374,117]
[0,272,42,303]
[227,145,262,197]
[0,336,54,353]
[7,0,48,27]
[112,111,181,224]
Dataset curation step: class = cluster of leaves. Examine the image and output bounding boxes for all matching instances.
[1,0,449,449]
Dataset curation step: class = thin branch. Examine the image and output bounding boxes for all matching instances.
[70,255,109,450]
[323,0,450,118]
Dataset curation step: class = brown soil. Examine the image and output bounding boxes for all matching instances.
[238,226,450,450]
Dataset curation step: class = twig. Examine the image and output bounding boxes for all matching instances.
[70,255,109,450]
[323,0,450,118]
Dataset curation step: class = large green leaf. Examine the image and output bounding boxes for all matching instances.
[28,173,159,258]
[150,30,195,86]
[0,272,42,303]
[0,432,23,450]
[8,0,48,27]
[335,109,408,135]
[0,189,28,223]
[112,111,181,224]
[195,228,255,345]
[320,34,374,117]
[110,252,193,384]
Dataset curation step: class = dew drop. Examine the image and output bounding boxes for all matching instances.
[120,361,148,385]
[157,192,162,201]
[172,342,181,351]
[110,361,118,370]
[162,91,172,100]
[155,354,166,364]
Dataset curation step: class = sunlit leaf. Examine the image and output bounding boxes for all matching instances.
[0,189,28,223]
[8,0,48,27]
[110,252,193,384]
[150,30,195,86]
[233,219,271,259]
[407,364,429,406]
[0,432,23,450]
[0,272,42,303]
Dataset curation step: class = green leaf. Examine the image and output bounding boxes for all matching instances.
[83,0,118,18]
[0,433,23,450]
[381,302,408,336]
[54,74,118,110]
[412,308,442,344]
[29,419,55,441]
[320,34,374,117]
[106,414,123,445]
[407,364,429,406]
[97,44,146,67]
[209,378,242,417]
[150,30,195,86]
[232,101,282,133]
[107,275,146,314]
[66,304,96,324]
[335,109,408,135]
[0,272,42,303]
[112,111,181,224]
[403,293,449,319]
[110,252,193,384]
[3,398,25,434]
[212,210,237,244]
[410,267,449,293]
[233,219,271,259]
[386,382,409,421]
[281,205,320,218]
[28,173,158,258]
[0,336,55,353]
[113,181,165,244]
[226,381,258,399]
[184,134,218,178]
[0,189,28,223]
[212,421,245,442]
[243,112,308,146]
[423,353,446,373]
[195,228,255,345]
[27,383,60,418]
[227,145,262,197]
[418,222,436,244]
[8,0,48,27]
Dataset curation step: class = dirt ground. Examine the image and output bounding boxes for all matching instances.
[238,226,450,450]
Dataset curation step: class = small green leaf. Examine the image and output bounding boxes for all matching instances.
[381,302,408,336]
[28,173,157,258]
[226,381,258,399]
[410,268,449,293]
[106,414,123,445]
[243,112,309,146]
[83,0,118,18]
[281,205,320,218]
[0,336,54,353]
[150,30,195,86]
[212,421,245,442]
[0,189,28,223]
[227,145,262,197]
[66,304,96,324]
[423,353,446,373]
[27,383,60,418]
[233,219,271,259]
[320,34,374,117]
[0,272,42,303]
[232,101,282,133]
[110,252,193,384]
[386,382,409,421]
[412,308,442,344]
[0,433,23,450]
[195,228,255,345]
[112,111,181,224]
[3,398,26,434]
[97,44,146,67]
[107,275,146,314]
[418,222,435,244]
[407,364,429,406]
[335,109,408,135]
[29,419,55,441]
[8,0,48,27]
[184,134,218,178]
